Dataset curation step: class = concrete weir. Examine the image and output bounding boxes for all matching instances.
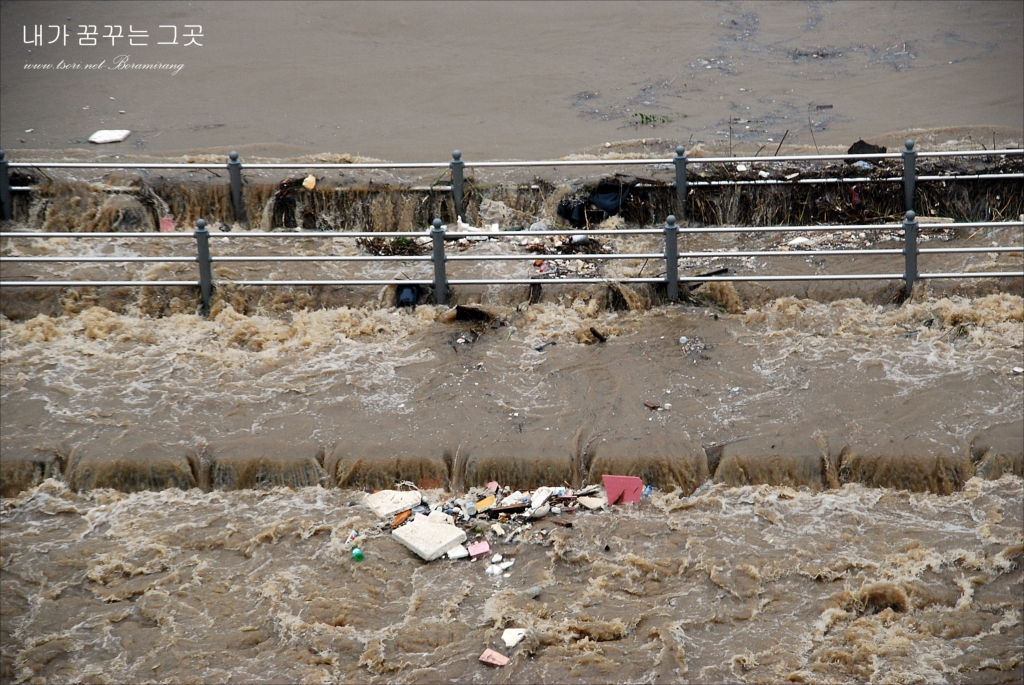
[2,424,1022,499]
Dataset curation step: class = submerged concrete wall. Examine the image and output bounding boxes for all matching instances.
[3,422,1021,499]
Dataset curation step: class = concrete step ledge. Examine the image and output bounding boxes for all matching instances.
[586,434,709,495]
[207,437,326,490]
[67,433,196,493]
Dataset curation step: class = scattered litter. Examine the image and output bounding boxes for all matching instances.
[427,509,454,526]
[642,484,654,499]
[602,475,644,505]
[365,489,422,518]
[784,172,800,180]
[475,494,496,512]
[578,496,606,510]
[159,216,176,232]
[529,221,548,232]
[392,520,467,561]
[1013,367,1024,374]
[88,129,130,144]
[731,386,741,393]
[467,540,491,559]
[531,487,554,508]
[302,174,317,190]
[679,336,688,345]
[502,629,527,648]
[524,586,542,599]
[534,341,556,352]
[479,648,510,667]
[24,129,33,133]
[447,544,469,560]
[530,504,551,519]
[486,481,500,492]
[343,530,358,549]
[390,509,413,529]
[491,523,505,536]
[644,401,661,411]
[852,160,873,171]
[491,554,503,564]
[590,327,608,343]
[413,512,429,523]
[351,547,364,561]
[758,170,770,178]
[736,164,748,172]
[788,236,811,247]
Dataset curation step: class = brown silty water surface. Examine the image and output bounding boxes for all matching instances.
[2,1,1024,683]
[0,1,1022,160]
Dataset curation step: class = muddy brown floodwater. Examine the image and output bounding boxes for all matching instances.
[1,1,1022,161]
[2,1,1023,684]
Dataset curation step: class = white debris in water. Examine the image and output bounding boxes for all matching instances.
[788,237,811,247]
[365,490,421,518]
[736,164,747,172]
[502,628,526,648]
[88,129,131,144]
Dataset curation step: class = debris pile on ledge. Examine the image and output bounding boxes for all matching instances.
[363,475,647,566]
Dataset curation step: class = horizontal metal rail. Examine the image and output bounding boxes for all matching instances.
[0,280,200,287]
[1,256,194,262]
[919,247,1023,254]
[5,272,1022,288]
[6,149,1019,171]
[3,221,1017,242]
[919,272,1024,279]
[6,246,1019,265]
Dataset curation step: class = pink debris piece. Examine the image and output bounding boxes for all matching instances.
[486,481,500,492]
[467,540,490,559]
[159,216,176,232]
[413,512,429,523]
[602,475,644,505]
[479,648,510,667]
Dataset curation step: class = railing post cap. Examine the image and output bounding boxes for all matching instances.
[905,210,916,222]
[196,218,207,231]
[432,218,443,230]
[229,151,239,162]
[675,145,685,157]
[904,139,915,151]
[451,150,462,161]
[666,215,678,227]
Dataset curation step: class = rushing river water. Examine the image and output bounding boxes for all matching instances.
[2,2,1023,683]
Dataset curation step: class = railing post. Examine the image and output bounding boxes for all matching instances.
[227,151,246,228]
[902,210,919,298]
[194,219,213,315]
[673,145,688,224]
[450,150,465,222]
[902,139,917,214]
[665,214,679,301]
[430,218,448,305]
[0,150,12,222]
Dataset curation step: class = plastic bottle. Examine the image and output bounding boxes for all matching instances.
[351,547,364,562]
[343,530,358,549]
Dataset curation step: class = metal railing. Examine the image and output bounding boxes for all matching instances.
[1,143,1022,313]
